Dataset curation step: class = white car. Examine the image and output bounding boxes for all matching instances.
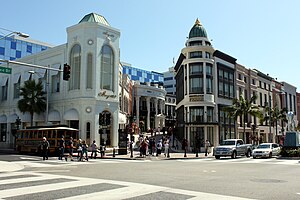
[252,143,281,158]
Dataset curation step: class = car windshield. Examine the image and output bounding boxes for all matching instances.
[222,141,236,145]
[257,144,271,149]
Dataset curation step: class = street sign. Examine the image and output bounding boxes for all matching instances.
[0,66,12,74]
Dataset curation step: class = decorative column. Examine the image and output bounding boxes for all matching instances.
[146,97,150,130]
[135,96,140,126]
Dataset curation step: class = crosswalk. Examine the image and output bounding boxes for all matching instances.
[177,157,300,165]
[0,171,255,200]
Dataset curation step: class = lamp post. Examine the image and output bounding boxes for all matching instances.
[0,27,29,40]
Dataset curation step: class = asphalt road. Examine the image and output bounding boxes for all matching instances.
[0,154,299,199]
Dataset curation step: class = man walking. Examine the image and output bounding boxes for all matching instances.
[205,140,210,157]
[41,137,49,160]
[90,140,98,159]
[58,136,65,160]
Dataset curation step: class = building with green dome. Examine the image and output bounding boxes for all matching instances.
[175,19,237,151]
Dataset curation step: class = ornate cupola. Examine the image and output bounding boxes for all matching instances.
[189,18,208,38]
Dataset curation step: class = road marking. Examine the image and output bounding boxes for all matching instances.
[0,171,256,200]
[20,156,40,160]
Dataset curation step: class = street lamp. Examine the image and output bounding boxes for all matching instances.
[0,27,29,40]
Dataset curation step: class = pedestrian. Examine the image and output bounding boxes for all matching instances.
[149,138,153,155]
[58,136,65,160]
[82,140,88,161]
[41,137,49,160]
[69,137,74,161]
[156,139,162,156]
[90,140,98,159]
[100,144,105,158]
[164,138,169,157]
[151,139,156,156]
[77,139,83,161]
[205,140,210,156]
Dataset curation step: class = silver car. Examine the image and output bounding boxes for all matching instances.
[252,143,281,158]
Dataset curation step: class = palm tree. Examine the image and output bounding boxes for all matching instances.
[223,95,263,138]
[264,105,287,142]
[18,79,46,126]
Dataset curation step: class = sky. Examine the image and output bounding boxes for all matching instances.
[1,0,300,89]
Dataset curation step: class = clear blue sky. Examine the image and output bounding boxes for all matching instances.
[1,0,300,89]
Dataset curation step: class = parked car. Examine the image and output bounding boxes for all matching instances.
[214,139,253,159]
[252,143,281,158]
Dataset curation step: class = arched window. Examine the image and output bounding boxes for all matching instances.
[86,53,93,89]
[69,44,81,90]
[101,45,114,91]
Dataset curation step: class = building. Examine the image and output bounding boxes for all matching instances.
[0,13,121,148]
[122,62,164,84]
[0,33,53,61]
[174,19,232,150]
[163,67,176,95]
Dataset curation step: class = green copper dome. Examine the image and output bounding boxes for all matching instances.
[189,19,207,38]
[79,13,110,26]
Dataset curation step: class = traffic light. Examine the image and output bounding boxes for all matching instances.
[63,63,71,81]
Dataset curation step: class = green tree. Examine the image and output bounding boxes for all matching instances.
[264,105,287,141]
[223,95,263,138]
[18,80,46,127]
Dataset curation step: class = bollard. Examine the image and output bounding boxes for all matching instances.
[167,148,170,158]
[196,148,198,157]
[113,148,116,158]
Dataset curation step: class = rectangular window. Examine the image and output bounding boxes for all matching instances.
[205,52,211,58]
[1,79,8,101]
[11,41,16,49]
[0,47,4,55]
[206,64,212,76]
[189,51,202,58]
[189,63,203,75]
[189,77,203,93]
[252,79,255,85]
[14,77,20,99]
[206,78,212,94]
[207,107,214,122]
[189,107,204,123]
[16,50,21,58]
[26,45,32,53]
[260,92,263,106]
[51,74,60,93]
[238,74,242,80]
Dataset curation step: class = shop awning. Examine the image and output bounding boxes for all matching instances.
[63,109,79,121]
[48,110,61,122]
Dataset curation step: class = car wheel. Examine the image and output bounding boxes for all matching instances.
[253,156,256,159]
[246,150,251,157]
[215,155,220,159]
[269,152,272,158]
[231,151,237,159]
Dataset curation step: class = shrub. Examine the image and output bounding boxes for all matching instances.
[279,148,300,157]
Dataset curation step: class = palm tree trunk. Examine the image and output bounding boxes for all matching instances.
[30,111,34,127]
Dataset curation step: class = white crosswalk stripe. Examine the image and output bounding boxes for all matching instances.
[0,171,255,200]
[13,158,151,168]
[177,157,300,165]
